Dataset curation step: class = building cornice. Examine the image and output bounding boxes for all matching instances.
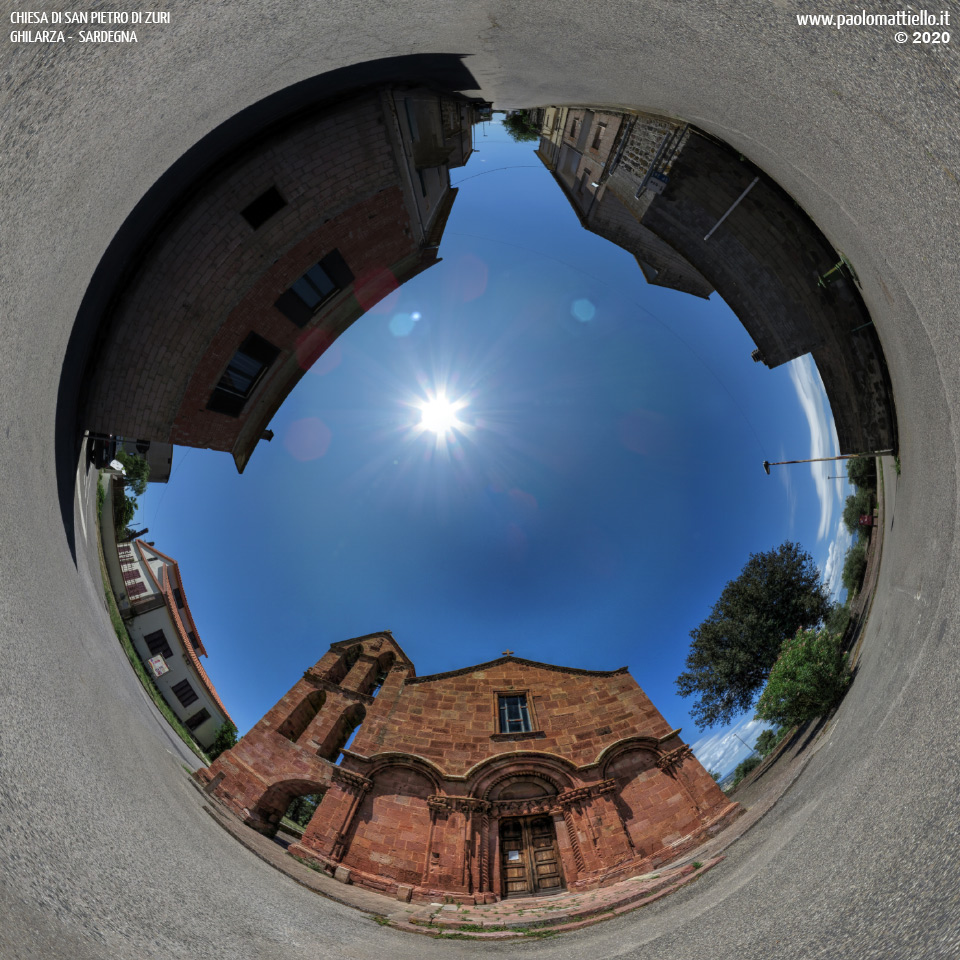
[405,655,629,685]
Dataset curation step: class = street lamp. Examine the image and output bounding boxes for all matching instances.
[762,450,894,475]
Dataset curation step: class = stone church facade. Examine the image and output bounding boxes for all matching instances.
[197,633,740,903]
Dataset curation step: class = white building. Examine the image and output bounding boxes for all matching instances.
[106,524,232,749]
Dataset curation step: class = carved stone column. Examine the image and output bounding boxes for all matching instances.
[656,745,705,820]
[295,767,372,862]
[557,779,634,877]
[424,796,490,895]
[557,785,605,875]
[457,798,491,895]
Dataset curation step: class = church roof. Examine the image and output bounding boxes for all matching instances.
[329,631,416,671]
[405,655,629,685]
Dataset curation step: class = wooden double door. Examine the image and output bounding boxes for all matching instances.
[499,816,565,897]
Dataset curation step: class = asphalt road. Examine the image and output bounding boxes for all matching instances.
[2,3,959,958]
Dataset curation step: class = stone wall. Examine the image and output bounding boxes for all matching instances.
[80,90,450,470]
[355,658,671,775]
[197,635,740,903]
[637,131,897,453]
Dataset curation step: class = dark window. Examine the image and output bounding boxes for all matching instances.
[591,123,606,150]
[274,250,354,328]
[206,332,280,417]
[499,695,532,734]
[185,708,211,731]
[171,679,199,707]
[240,186,286,229]
[144,629,173,659]
[172,588,184,608]
[187,631,199,649]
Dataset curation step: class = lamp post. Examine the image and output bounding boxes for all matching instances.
[762,451,894,475]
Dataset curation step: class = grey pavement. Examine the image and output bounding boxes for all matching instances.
[2,4,960,959]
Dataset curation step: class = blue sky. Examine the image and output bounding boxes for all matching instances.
[130,117,854,778]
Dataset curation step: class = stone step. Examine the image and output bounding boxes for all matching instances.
[391,858,722,938]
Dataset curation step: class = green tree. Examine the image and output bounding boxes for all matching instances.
[709,770,722,782]
[113,487,137,537]
[730,754,762,788]
[503,110,539,142]
[841,541,869,595]
[207,720,238,761]
[845,455,876,489]
[754,728,779,756]
[842,488,873,537]
[754,629,851,727]
[676,542,831,730]
[824,601,851,636]
[285,793,322,828]
[116,450,151,497]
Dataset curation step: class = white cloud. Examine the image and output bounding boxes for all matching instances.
[778,441,797,530]
[691,714,773,779]
[787,356,842,541]
[821,518,854,603]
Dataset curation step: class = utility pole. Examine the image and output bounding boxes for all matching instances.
[763,451,894,474]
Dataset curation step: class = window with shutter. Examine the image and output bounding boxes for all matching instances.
[171,679,199,707]
[145,630,173,659]
[274,250,354,328]
[206,333,280,417]
[185,708,211,731]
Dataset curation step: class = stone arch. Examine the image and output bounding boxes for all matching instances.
[467,753,577,800]
[491,775,557,802]
[326,644,362,686]
[605,745,695,855]
[276,689,326,743]
[248,777,327,838]
[596,736,663,779]
[317,702,366,762]
[363,754,445,793]
[483,770,564,802]
[341,765,436,886]
[366,650,396,696]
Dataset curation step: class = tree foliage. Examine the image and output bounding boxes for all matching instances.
[676,542,831,730]
[502,110,539,142]
[845,455,876,490]
[113,487,137,538]
[285,793,322,828]
[207,720,238,762]
[842,488,873,537]
[116,450,151,496]
[730,754,762,788]
[841,541,869,595]
[824,601,851,636]
[754,728,779,756]
[754,629,851,728]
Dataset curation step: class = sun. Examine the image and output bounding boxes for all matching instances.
[419,394,462,435]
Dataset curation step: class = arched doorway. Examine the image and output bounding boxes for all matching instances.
[248,779,326,838]
[499,816,565,897]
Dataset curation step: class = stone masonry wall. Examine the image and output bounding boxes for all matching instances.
[82,91,418,459]
[199,640,740,902]
[352,659,673,776]
[638,131,897,453]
